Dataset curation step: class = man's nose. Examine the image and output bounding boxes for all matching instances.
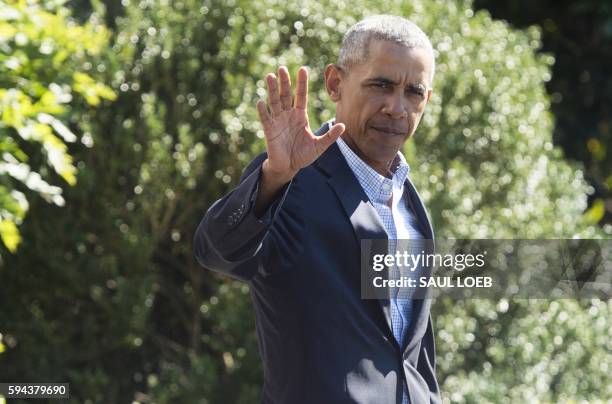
[382,91,408,119]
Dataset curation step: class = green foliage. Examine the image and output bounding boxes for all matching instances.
[0,0,115,252]
[474,0,612,226]
[409,3,609,239]
[0,0,609,403]
[434,299,611,403]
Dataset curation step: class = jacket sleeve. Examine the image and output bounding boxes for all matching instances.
[193,152,292,281]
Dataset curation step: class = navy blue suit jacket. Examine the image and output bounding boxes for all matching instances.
[194,121,441,403]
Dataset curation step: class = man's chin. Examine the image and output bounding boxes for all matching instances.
[362,145,403,167]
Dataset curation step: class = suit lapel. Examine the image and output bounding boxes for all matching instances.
[402,178,435,353]
[404,177,434,239]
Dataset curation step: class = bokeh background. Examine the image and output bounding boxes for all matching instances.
[0,0,610,403]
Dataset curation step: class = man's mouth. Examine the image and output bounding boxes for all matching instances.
[369,125,407,137]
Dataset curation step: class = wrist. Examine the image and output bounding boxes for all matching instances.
[262,159,297,186]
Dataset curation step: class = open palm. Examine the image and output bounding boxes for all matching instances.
[256,66,345,180]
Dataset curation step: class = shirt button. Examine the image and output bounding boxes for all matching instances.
[382,183,391,192]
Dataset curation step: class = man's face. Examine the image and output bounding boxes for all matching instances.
[329,40,433,170]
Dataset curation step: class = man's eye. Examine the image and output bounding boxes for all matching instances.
[373,82,390,89]
[408,89,425,98]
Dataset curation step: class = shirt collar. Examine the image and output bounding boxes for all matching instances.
[336,134,410,204]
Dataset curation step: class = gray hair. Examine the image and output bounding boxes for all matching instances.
[338,15,435,86]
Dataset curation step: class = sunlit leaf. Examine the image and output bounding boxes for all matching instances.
[583,198,606,224]
[0,218,20,252]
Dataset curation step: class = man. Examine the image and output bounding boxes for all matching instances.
[194,15,440,404]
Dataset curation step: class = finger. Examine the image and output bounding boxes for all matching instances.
[256,99,272,131]
[315,123,345,156]
[278,66,293,111]
[294,66,308,110]
[266,73,282,116]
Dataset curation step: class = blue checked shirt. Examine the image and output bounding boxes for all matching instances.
[337,135,423,404]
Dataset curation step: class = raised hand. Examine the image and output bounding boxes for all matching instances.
[256,66,345,184]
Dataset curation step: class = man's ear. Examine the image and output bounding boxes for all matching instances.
[324,63,343,102]
[425,89,433,105]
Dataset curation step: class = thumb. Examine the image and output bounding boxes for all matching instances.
[315,123,345,154]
